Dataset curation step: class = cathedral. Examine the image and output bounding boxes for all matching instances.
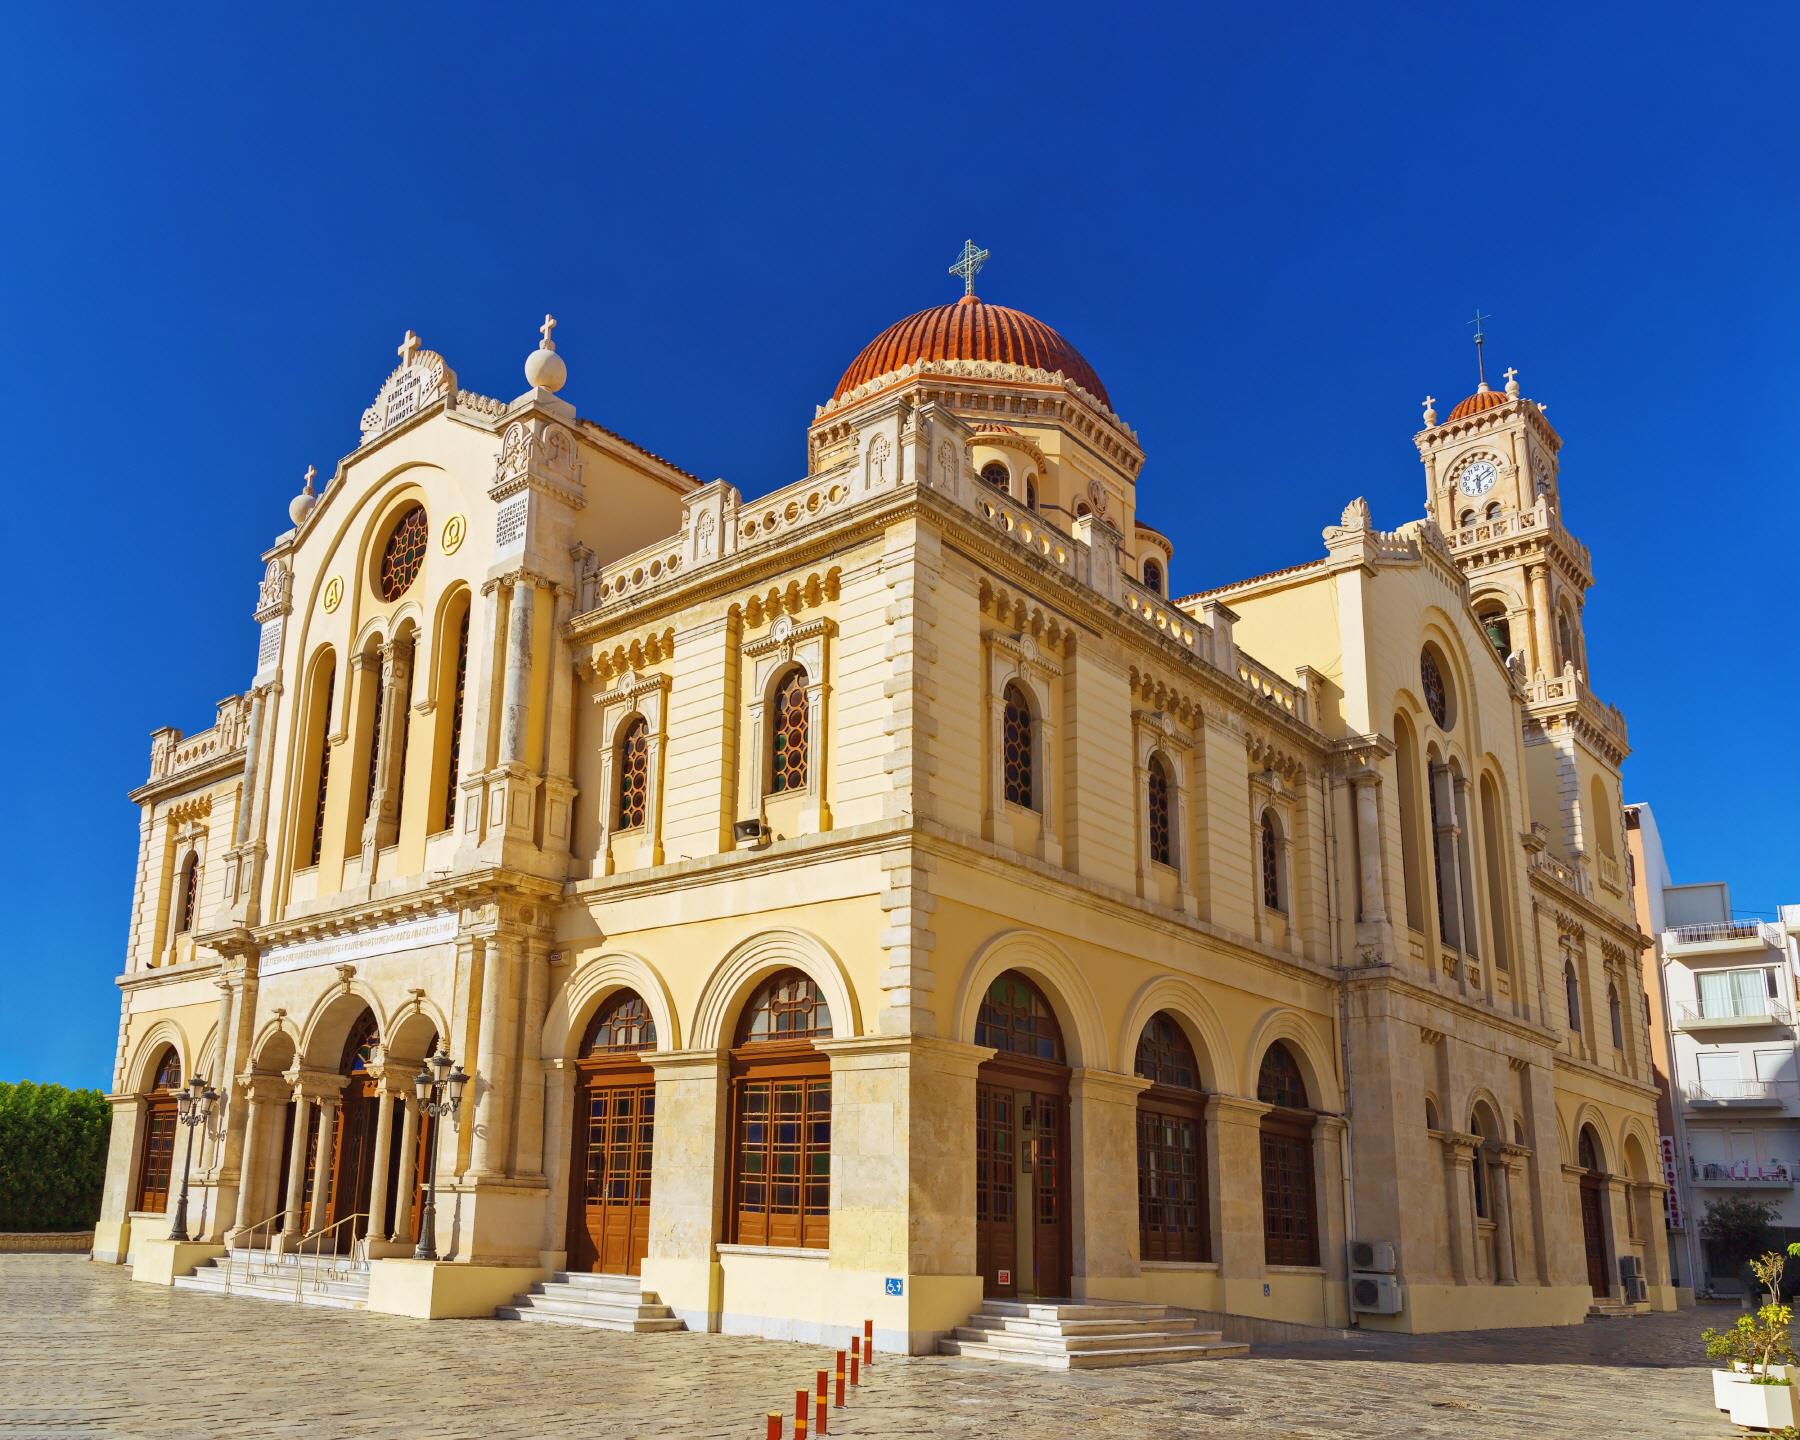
[95,245,1670,1350]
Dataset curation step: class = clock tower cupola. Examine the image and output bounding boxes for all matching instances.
[1415,321,1590,682]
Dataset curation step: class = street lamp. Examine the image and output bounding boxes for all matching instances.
[166,1075,218,1243]
[411,1049,468,1261]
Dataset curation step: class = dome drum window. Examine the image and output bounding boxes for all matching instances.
[378,505,429,601]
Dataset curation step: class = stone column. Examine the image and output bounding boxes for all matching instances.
[227,1085,277,1243]
[390,1098,419,1243]
[282,1095,311,1239]
[1068,1068,1151,1297]
[641,1048,730,1335]
[1452,772,1482,970]
[1493,1151,1521,1284]
[207,979,235,1175]
[469,933,514,1179]
[233,689,267,847]
[306,1098,339,1233]
[93,1094,147,1263]
[1439,1132,1478,1284]
[513,940,551,1180]
[1600,1175,1628,1300]
[1314,1114,1351,1323]
[499,580,536,767]
[1430,763,1469,992]
[365,1086,396,1243]
[366,633,416,853]
[1528,564,1556,674]
[1636,1182,1671,1290]
[1209,1095,1271,1297]
[1350,770,1387,925]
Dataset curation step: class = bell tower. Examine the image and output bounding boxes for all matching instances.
[1414,322,1589,682]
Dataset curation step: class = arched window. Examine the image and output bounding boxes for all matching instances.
[1470,1106,1501,1224]
[976,972,1064,1062]
[175,853,199,934]
[1459,509,1476,528]
[1424,1096,1441,1130]
[730,969,832,1248]
[1260,812,1285,912]
[980,461,1010,493]
[1142,559,1164,595]
[378,504,429,601]
[1479,608,1512,660]
[1394,713,1427,933]
[1479,775,1512,972]
[135,1047,183,1214]
[341,1012,380,1075]
[1147,754,1173,867]
[306,663,335,868]
[1024,478,1038,510]
[768,668,809,795]
[1578,1127,1602,1173]
[1609,983,1623,1049]
[439,611,469,833]
[1557,611,1575,670]
[1001,682,1035,811]
[1565,959,1582,1032]
[362,655,385,825]
[582,990,657,1055]
[615,716,650,829]
[1420,647,1450,728]
[1075,502,1092,518]
[1589,778,1617,860]
[1135,1013,1208,1262]
[1257,1042,1318,1267]
[1484,501,1502,520]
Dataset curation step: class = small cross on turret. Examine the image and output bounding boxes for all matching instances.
[397,329,421,364]
[949,238,990,298]
[539,313,557,351]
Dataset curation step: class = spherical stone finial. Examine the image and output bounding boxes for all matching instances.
[1422,394,1438,427]
[288,464,318,526]
[1504,365,1520,397]
[525,312,566,393]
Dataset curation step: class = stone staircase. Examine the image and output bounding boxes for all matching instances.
[939,1299,1249,1369]
[494,1271,684,1332]
[1586,1298,1651,1320]
[172,1247,371,1309]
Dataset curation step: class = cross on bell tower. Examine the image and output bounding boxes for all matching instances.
[949,239,990,299]
[397,329,422,364]
[1468,310,1491,387]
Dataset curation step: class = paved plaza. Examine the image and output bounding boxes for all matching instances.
[3,1258,1732,1437]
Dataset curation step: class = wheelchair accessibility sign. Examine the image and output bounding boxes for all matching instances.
[884,1277,903,1297]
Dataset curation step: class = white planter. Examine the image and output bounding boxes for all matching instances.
[1728,1379,1797,1430]
[1716,1368,1753,1411]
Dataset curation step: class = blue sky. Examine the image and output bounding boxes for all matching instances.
[2,5,1795,1088]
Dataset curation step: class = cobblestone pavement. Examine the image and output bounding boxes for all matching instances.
[2,1258,1732,1438]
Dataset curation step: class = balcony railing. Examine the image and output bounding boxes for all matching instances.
[1690,1162,1794,1189]
[1687,1079,1800,1107]
[1666,920,1785,950]
[1676,999,1792,1031]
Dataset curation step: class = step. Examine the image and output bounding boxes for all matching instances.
[531,1280,666,1306]
[494,1304,685,1333]
[546,1271,647,1294]
[173,1274,369,1309]
[980,1300,1172,1322]
[953,1326,1222,1354]
[962,1313,1203,1338]
[940,1338,1249,1369]
[507,1294,675,1323]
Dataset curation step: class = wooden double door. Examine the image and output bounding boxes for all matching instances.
[569,1063,656,1275]
[976,1059,1070,1299]
[274,1089,430,1248]
[1579,1173,1611,1296]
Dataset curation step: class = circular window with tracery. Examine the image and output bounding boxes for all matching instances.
[1420,647,1450,728]
[378,505,429,600]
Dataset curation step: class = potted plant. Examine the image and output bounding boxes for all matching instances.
[1726,1300,1799,1431]
[1706,1315,1759,1410]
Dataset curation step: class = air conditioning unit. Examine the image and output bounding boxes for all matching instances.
[1348,1239,1396,1274]
[1619,1255,1647,1303]
[1350,1271,1404,1315]
[733,817,771,850]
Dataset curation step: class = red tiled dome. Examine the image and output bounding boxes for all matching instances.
[833,295,1110,408]
[1446,386,1510,422]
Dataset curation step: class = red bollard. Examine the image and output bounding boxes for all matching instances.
[795,1389,809,1428]
[766,1412,782,1440]
[863,1318,874,1368]
[816,1371,829,1435]
[794,1419,807,1440]
[850,1347,860,1386]
[835,1352,846,1408]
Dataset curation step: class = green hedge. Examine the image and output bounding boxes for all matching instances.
[0,1082,112,1231]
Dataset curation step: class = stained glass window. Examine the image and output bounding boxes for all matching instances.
[440,613,468,832]
[1024,478,1038,510]
[308,669,334,867]
[1138,1106,1208,1263]
[1261,812,1283,911]
[1142,559,1163,595]
[152,1048,182,1091]
[1002,682,1034,810]
[736,969,833,1043]
[582,990,657,1054]
[1260,1121,1318,1266]
[1134,1012,1199,1091]
[975,971,1064,1063]
[176,854,199,933]
[1147,754,1173,867]
[1421,648,1448,728]
[1257,1042,1309,1111]
[342,1013,380,1074]
[1565,961,1582,1032]
[615,716,649,829]
[980,461,1009,492]
[769,668,809,795]
[1578,1127,1601,1172]
[379,505,429,601]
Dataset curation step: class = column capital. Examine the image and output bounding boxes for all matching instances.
[1069,1066,1153,1102]
[642,1046,728,1078]
[1209,1093,1273,1123]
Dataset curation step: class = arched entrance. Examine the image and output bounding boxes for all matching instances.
[568,990,657,1275]
[1257,1042,1319,1267]
[134,1047,183,1215]
[1134,1013,1209,1263]
[974,970,1070,1299]
[728,969,833,1250]
[324,1014,385,1243]
[1577,1125,1611,1296]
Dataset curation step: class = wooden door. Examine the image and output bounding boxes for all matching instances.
[1580,1175,1610,1296]
[975,1083,1017,1296]
[135,1101,178,1213]
[327,1088,381,1246]
[570,1068,655,1275]
[1028,1093,1069,1297]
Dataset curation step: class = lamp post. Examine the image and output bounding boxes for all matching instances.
[411,1049,468,1262]
[167,1075,219,1243]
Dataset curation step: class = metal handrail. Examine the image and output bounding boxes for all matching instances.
[225,1206,294,1295]
[290,1212,370,1302]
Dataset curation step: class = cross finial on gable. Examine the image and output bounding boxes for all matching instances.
[302,464,316,493]
[539,313,557,351]
[397,329,421,364]
[949,238,990,298]
[1503,366,1517,384]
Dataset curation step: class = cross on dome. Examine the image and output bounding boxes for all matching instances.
[540,314,557,351]
[397,329,422,364]
[949,238,990,298]
[302,464,316,493]
[1467,310,1491,387]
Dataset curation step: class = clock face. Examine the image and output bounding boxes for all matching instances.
[1458,460,1498,497]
